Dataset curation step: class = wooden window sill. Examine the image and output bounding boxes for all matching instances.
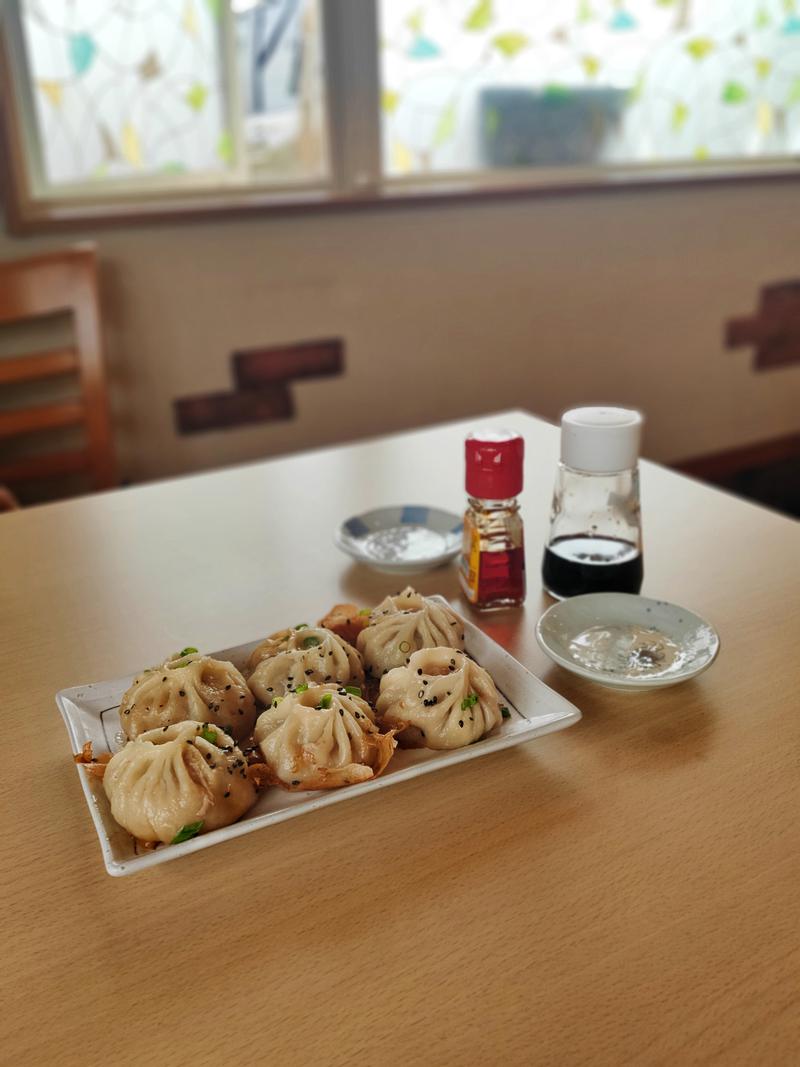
[4,161,800,235]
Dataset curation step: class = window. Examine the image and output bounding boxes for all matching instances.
[1,1,799,229]
[379,0,800,178]
[6,0,327,193]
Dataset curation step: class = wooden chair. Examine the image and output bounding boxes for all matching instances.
[0,244,116,496]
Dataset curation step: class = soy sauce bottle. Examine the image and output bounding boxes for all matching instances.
[542,407,644,599]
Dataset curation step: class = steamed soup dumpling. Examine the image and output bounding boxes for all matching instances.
[357,587,464,677]
[119,651,256,742]
[103,721,257,844]
[376,647,502,749]
[247,626,364,705]
[254,683,396,790]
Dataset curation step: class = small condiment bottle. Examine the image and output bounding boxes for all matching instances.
[542,406,644,599]
[459,430,526,611]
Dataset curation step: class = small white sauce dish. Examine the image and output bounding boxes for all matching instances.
[335,505,462,575]
[536,592,720,691]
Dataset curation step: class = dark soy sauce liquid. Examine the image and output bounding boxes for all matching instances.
[542,535,643,599]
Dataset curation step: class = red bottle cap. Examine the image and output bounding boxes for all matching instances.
[465,430,524,499]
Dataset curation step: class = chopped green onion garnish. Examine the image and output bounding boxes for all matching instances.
[344,685,362,697]
[272,696,284,708]
[200,727,217,743]
[358,608,372,616]
[461,693,478,711]
[171,821,203,844]
[500,705,511,720]
[295,623,308,630]
[179,647,198,657]
[295,683,309,693]
[319,693,333,709]
[302,635,321,648]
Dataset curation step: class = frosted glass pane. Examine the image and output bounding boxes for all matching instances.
[379,0,800,176]
[21,0,233,186]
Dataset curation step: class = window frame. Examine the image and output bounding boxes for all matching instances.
[2,0,800,234]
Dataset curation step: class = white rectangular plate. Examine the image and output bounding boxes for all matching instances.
[57,598,581,876]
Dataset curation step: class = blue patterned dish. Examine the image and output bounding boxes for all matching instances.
[335,505,463,574]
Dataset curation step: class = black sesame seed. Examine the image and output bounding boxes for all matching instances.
[459,720,464,728]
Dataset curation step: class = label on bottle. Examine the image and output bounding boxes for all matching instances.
[460,515,481,603]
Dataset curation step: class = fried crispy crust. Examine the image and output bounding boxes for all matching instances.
[318,603,371,647]
[246,762,272,790]
[74,741,112,779]
[134,838,158,853]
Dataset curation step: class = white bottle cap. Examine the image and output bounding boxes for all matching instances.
[560,406,643,473]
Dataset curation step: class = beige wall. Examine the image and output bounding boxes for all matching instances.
[2,179,799,485]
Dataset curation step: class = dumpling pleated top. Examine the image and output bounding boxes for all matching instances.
[357,587,465,677]
[254,683,396,790]
[103,721,257,844]
[247,626,364,704]
[119,651,256,742]
[377,647,502,749]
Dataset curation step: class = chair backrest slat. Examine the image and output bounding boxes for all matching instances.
[0,347,79,385]
[0,449,90,483]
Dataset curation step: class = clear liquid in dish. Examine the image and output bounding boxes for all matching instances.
[568,623,683,678]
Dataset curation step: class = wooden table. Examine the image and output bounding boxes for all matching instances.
[2,411,798,1066]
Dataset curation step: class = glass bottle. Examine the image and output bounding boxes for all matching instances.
[542,407,644,599]
[460,430,526,610]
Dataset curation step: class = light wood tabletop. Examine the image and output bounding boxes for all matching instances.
[1,410,798,1066]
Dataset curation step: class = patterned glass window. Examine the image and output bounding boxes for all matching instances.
[16,0,327,192]
[379,0,800,177]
